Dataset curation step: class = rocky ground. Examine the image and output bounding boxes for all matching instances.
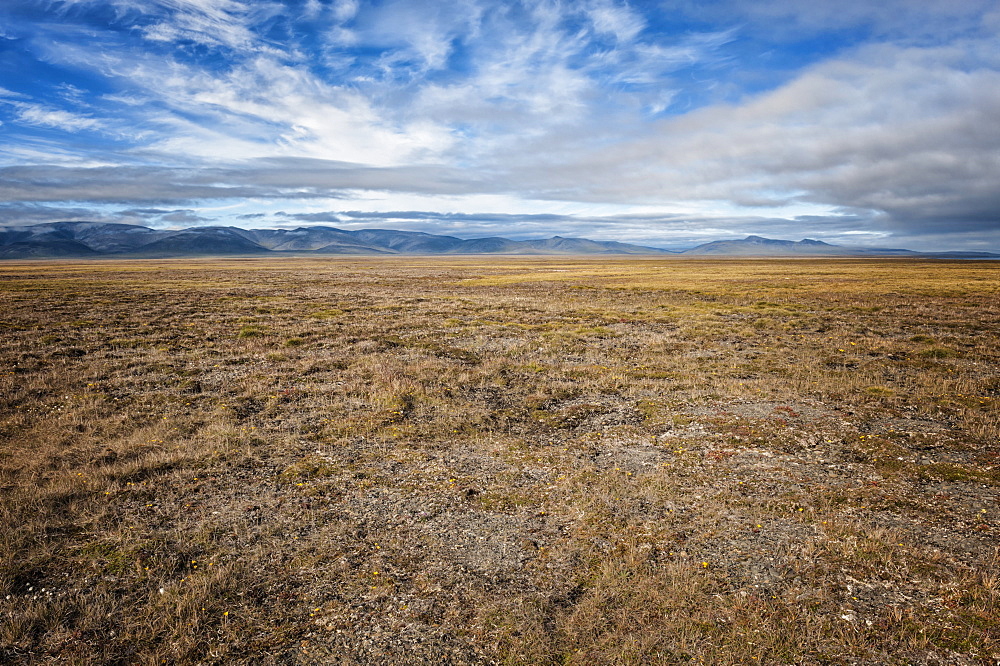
[1,257,997,664]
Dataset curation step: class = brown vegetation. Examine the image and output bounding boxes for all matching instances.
[1,256,998,664]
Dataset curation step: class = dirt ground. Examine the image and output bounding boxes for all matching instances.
[1,257,997,664]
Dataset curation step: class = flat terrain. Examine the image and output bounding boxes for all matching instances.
[1,257,997,664]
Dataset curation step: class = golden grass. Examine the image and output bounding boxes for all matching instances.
[1,256,998,664]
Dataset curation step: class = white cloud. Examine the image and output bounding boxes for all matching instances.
[488,39,1000,234]
[18,0,736,171]
[332,0,359,22]
[405,3,734,156]
[134,0,262,51]
[13,103,101,132]
[148,56,455,164]
[585,0,645,42]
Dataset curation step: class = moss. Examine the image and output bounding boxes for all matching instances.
[237,324,265,338]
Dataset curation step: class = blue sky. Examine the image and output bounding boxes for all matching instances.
[1,0,999,250]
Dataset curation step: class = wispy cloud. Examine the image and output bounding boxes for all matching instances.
[11,103,101,132]
[585,0,645,42]
[139,0,258,50]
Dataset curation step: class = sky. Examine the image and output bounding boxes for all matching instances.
[1,0,999,250]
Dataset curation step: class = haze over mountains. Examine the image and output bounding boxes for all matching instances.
[676,235,991,257]
[0,222,996,259]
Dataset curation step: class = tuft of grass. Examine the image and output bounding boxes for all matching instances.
[236,324,266,338]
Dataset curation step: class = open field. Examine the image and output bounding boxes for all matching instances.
[1,256,998,664]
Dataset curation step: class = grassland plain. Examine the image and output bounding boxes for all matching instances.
[0,256,997,665]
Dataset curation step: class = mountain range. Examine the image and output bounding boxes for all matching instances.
[679,235,998,258]
[0,222,996,259]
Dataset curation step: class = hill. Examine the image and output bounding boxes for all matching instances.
[0,222,673,258]
[0,224,996,258]
[680,235,999,258]
[681,235,918,256]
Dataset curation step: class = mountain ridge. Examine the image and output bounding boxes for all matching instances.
[679,235,920,256]
[0,222,674,258]
[0,223,996,259]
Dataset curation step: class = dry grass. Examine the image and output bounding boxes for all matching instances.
[1,256,998,664]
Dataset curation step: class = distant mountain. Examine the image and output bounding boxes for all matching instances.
[681,235,919,256]
[128,227,271,256]
[0,221,155,258]
[0,224,996,259]
[522,236,665,254]
[0,222,673,258]
[349,228,468,253]
[232,226,392,253]
[680,235,999,257]
[0,238,99,259]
